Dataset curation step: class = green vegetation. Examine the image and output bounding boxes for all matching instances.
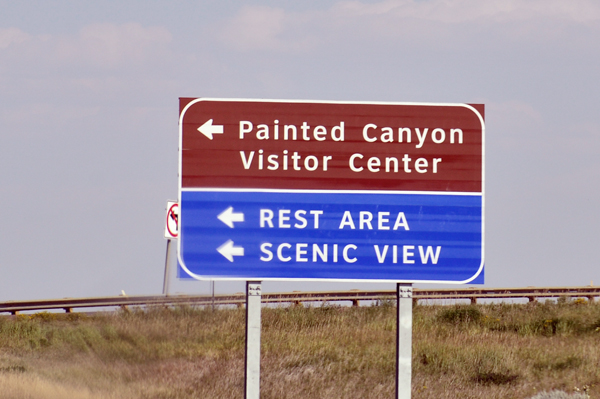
[0,300,599,398]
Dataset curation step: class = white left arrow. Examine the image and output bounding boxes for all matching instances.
[197,119,224,140]
[218,206,245,228]
[217,240,245,262]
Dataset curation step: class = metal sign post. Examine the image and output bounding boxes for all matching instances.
[396,283,413,399]
[211,280,215,311]
[245,281,262,399]
[162,239,172,295]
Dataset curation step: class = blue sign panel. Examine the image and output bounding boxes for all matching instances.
[179,190,483,283]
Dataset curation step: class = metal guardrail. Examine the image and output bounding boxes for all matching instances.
[0,286,598,315]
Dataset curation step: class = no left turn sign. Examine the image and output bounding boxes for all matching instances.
[164,201,179,239]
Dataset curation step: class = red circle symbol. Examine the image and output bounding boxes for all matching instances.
[166,203,179,238]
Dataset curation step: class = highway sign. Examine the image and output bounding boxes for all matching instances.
[178,98,484,283]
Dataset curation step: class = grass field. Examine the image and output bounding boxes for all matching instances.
[0,299,599,398]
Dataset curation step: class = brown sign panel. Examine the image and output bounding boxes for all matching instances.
[180,99,483,193]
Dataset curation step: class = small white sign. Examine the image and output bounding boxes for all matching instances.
[164,201,179,239]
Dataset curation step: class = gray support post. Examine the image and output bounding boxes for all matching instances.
[396,283,413,399]
[245,281,262,399]
[212,280,215,311]
[162,239,172,296]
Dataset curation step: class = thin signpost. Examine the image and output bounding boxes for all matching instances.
[211,280,215,312]
[396,283,413,399]
[177,98,485,398]
[244,281,262,399]
[162,240,172,295]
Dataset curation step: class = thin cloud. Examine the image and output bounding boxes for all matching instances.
[0,23,172,69]
[330,0,600,46]
[217,0,600,53]
[219,6,319,52]
[52,23,172,69]
[0,28,28,49]
[221,6,286,51]
[334,0,600,24]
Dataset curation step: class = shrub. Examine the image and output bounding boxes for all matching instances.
[472,370,519,385]
[0,365,26,373]
[533,355,582,371]
[29,312,58,322]
[437,305,482,325]
[374,298,395,308]
[556,296,571,305]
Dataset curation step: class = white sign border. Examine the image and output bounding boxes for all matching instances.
[177,98,485,284]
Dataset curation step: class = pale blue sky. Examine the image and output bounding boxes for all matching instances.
[1,1,599,300]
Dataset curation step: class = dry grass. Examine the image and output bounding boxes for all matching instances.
[0,299,599,398]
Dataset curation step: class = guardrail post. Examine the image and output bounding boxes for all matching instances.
[245,281,262,399]
[396,283,413,399]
